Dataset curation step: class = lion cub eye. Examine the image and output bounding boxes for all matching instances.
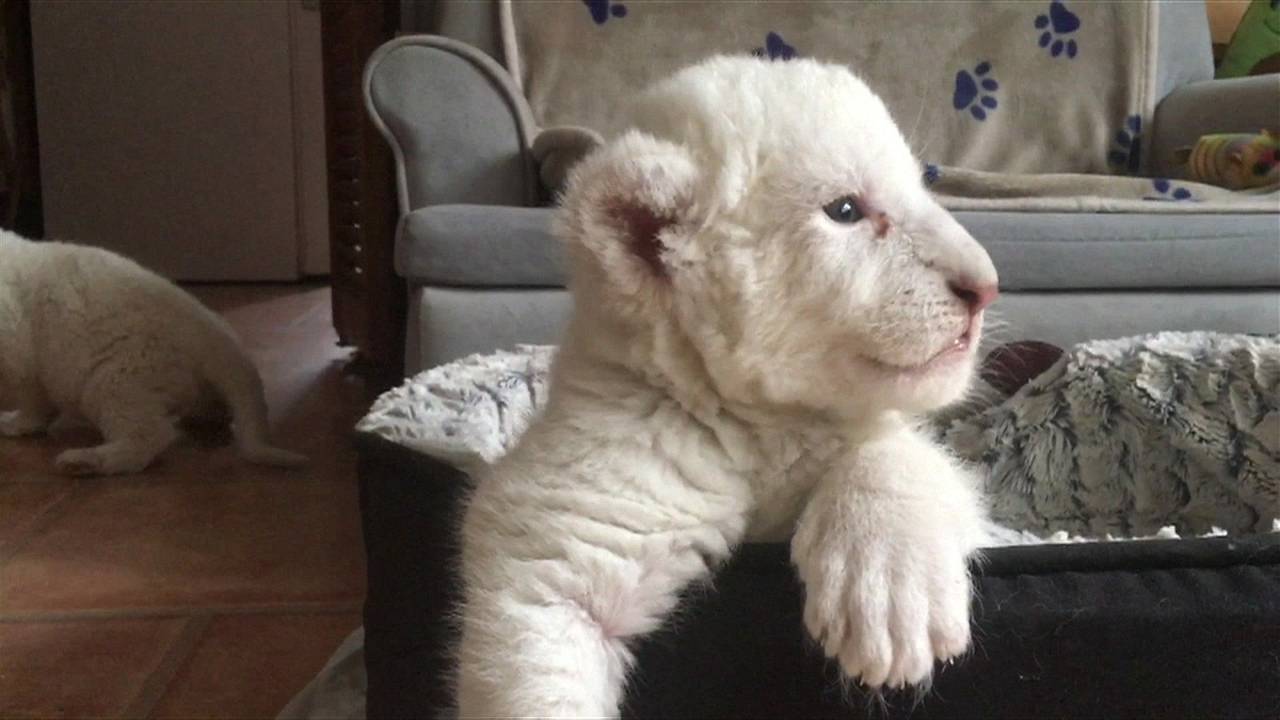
[822,195,863,224]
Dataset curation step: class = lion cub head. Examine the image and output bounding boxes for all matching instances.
[558,56,999,419]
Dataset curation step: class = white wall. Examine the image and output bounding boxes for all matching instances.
[32,0,329,281]
[290,0,330,277]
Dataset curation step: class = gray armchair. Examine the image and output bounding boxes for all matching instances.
[366,2,1279,375]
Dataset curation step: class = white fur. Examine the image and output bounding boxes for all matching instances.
[456,56,999,717]
[0,230,305,475]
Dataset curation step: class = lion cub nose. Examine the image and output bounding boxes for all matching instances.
[948,280,1000,315]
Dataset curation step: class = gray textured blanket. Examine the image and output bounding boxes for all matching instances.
[943,332,1278,541]
[358,332,1279,543]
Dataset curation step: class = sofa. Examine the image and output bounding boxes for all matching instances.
[367,0,1279,376]
[344,2,1280,717]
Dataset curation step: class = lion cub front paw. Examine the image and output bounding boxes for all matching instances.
[793,517,973,689]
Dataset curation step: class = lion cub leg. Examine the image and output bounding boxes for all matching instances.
[456,487,734,718]
[55,395,180,476]
[54,357,186,476]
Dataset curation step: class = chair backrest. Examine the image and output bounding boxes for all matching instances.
[428,0,1213,176]
[364,35,540,214]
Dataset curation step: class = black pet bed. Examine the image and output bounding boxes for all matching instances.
[357,433,1280,720]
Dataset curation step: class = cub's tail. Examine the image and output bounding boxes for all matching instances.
[199,330,308,469]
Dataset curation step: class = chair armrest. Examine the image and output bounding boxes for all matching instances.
[1149,75,1280,177]
[531,126,604,199]
[364,35,540,214]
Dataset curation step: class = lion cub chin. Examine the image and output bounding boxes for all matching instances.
[455,55,999,717]
[0,230,305,475]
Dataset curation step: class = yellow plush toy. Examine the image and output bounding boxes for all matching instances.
[1174,130,1280,190]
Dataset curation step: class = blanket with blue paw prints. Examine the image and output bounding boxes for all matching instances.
[506,0,1279,213]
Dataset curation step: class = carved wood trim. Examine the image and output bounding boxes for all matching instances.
[320,0,403,388]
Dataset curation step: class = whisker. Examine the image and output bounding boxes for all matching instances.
[905,96,928,152]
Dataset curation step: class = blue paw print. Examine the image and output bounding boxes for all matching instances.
[1035,2,1080,58]
[923,163,941,186]
[752,32,797,61]
[583,0,626,24]
[953,62,999,121]
[1146,179,1194,202]
[1107,114,1143,173]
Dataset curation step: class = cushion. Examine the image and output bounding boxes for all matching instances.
[396,204,1280,291]
[404,287,1280,375]
[961,210,1280,290]
[395,205,564,287]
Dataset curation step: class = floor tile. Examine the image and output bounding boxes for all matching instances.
[190,284,364,476]
[0,479,365,613]
[150,611,362,719]
[0,481,73,551]
[0,438,71,483]
[0,617,188,719]
[0,285,370,718]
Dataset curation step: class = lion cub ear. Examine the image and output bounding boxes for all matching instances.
[557,131,698,283]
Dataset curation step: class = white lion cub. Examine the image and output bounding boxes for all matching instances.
[0,230,305,475]
[457,56,999,716]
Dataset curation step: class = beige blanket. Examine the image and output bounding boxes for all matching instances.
[533,127,1280,213]
[507,0,1279,212]
[928,165,1279,213]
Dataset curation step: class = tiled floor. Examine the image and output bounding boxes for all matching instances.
[0,285,368,719]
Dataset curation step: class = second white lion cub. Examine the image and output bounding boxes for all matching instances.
[456,56,1000,717]
[0,230,305,475]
